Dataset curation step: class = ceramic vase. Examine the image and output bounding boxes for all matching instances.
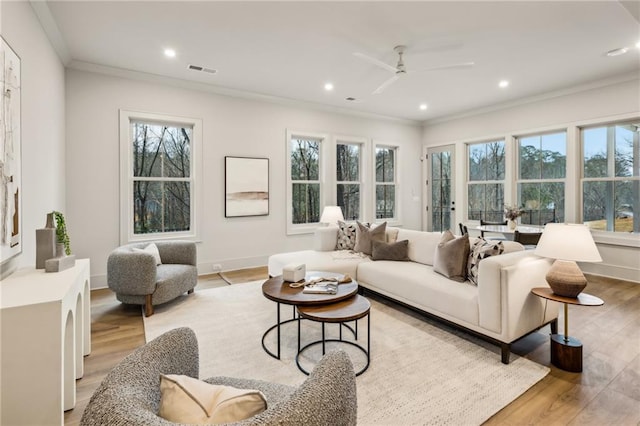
[508,219,517,230]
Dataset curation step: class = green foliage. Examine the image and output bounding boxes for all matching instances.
[52,211,71,255]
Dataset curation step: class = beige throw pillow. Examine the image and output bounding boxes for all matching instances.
[354,221,387,255]
[433,230,470,282]
[371,239,410,261]
[158,374,267,424]
[133,243,162,265]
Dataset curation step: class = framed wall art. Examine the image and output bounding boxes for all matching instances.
[1,37,22,264]
[225,156,269,218]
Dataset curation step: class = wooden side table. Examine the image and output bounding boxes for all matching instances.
[531,287,603,372]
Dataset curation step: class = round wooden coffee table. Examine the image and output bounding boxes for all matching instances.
[296,294,371,376]
[261,271,358,360]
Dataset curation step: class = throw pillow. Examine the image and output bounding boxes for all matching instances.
[133,243,162,265]
[336,221,357,250]
[354,221,387,255]
[467,237,505,285]
[433,230,470,282]
[371,239,410,261]
[158,374,267,424]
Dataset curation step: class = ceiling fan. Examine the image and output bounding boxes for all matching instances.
[353,45,475,95]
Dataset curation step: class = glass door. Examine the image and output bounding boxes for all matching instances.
[426,145,455,232]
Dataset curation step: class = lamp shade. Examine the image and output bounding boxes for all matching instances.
[319,206,344,225]
[535,223,602,263]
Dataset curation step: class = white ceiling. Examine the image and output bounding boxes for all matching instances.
[40,1,640,122]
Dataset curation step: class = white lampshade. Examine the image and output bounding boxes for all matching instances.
[319,206,344,225]
[535,223,602,263]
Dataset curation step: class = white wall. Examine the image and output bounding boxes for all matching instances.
[0,2,66,278]
[65,69,423,288]
[422,77,640,282]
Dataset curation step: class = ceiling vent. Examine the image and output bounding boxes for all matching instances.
[188,64,217,74]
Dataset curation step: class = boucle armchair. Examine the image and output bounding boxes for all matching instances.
[80,327,357,426]
[107,240,197,316]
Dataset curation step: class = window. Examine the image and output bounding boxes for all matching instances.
[287,131,325,232]
[467,140,505,221]
[375,145,397,220]
[336,142,362,221]
[582,122,639,233]
[119,111,202,242]
[516,131,566,225]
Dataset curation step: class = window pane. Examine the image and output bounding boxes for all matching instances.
[615,180,637,232]
[469,141,504,181]
[291,138,320,180]
[468,183,504,221]
[519,182,564,225]
[337,184,360,220]
[615,126,637,177]
[376,185,395,218]
[541,133,566,179]
[583,127,608,178]
[519,136,541,179]
[132,122,192,178]
[467,184,485,221]
[336,144,360,181]
[468,144,486,181]
[375,148,395,182]
[583,181,610,230]
[486,141,505,180]
[133,181,191,234]
[291,183,320,224]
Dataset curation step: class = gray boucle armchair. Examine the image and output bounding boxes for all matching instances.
[80,327,357,426]
[107,240,197,316]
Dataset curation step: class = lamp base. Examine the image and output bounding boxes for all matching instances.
[546,260,587,298]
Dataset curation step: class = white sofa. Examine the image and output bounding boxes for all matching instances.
[268,226,559,364]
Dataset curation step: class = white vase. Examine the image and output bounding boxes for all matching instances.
[508,219,517,230]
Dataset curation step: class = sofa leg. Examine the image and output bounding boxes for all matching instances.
[188,288,194,294]
[501,343,511,364]
[550,318,558,334]
[144,295,154,317]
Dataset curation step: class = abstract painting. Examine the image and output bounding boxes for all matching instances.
[225,156,269,217]
[1,37,21,264]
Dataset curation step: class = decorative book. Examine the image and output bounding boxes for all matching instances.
[302,281,338,294]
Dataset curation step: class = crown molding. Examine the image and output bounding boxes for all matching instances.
[423,71,640,126]
[29,0,71,65]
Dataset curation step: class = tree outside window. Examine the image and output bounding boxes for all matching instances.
[291,137,321,224]
[336,143,361,221]
[375,146,396,219]
[517,132,566,225]
[131,121,192,234]
[582,123,639,233]
[467,140,505,221]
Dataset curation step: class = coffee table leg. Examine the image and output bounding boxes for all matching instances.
[322,323,326,356]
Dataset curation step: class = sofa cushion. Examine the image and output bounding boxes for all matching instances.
[336,221,357,250]
[467,238,505,285]
[314,226,339,251]
[159,374,266,424]
[396,229,442,266]
[371,240,409,261]
[354,221,386,255]
[433,231,470,282]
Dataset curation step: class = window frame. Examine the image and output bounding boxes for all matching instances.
[286,130,328,235]
[334,135,367,222]
[465,139,506,222]
[373,142,400,225]
[515,130,567,225]
[119,110,202,244]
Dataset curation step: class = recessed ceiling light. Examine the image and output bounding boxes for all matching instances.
[324,82,334,91]
[164,48,176,58]
[606,47,629,57]
[419,103,428,111]
[499,80,510,88]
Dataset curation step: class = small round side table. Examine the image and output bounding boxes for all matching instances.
[531,287,604,372]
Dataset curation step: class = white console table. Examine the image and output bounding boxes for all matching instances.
[1,259,91,425]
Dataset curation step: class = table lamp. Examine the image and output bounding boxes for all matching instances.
[319,206,344,226]
[535,223,602,297]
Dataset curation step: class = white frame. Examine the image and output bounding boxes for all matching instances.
[119,110,202,244]
[465,139,506,222]
[286,129,328,235]
[373,142,400,225]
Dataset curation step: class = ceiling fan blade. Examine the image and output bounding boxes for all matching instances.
[353,52,398,73]
[372,74,400,95]
[410,61,475,73]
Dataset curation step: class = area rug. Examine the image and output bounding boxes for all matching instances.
[144,281,549,425]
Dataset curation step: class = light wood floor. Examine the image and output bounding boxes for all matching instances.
[66,270,639,425]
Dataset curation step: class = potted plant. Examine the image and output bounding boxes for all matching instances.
[52,210,71,256]
[504,204,525,230]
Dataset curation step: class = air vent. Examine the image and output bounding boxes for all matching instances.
[188,64,217,74]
